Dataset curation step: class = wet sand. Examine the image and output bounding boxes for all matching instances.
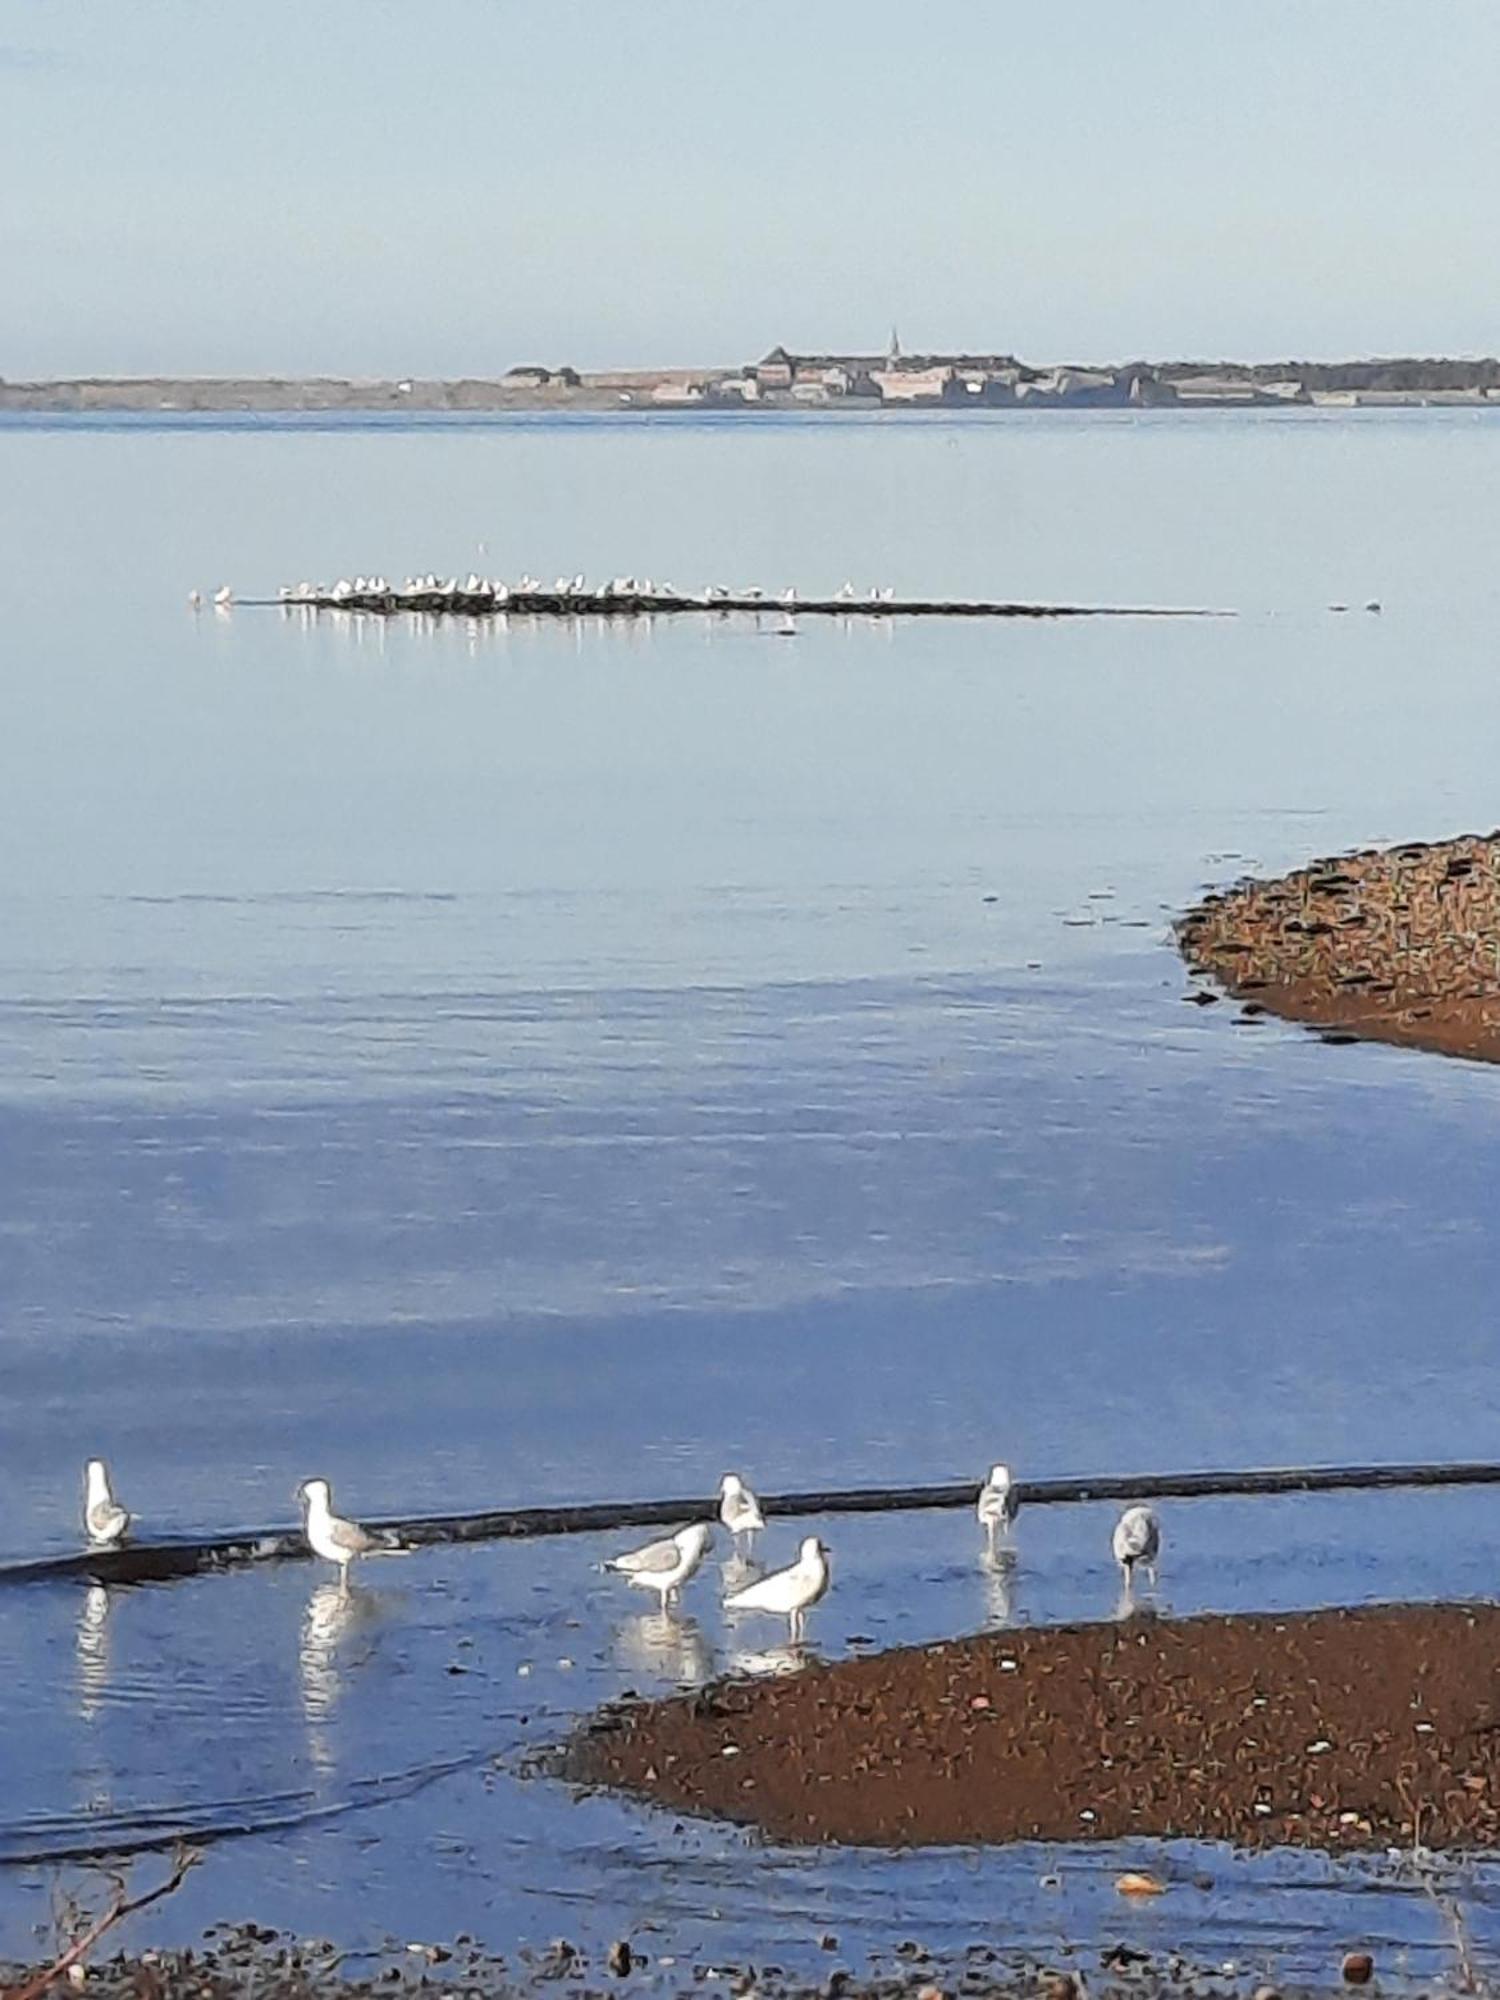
[567,1602,1500,1851]
[1176,833,1500,1060]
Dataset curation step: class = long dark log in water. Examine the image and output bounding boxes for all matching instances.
[6,1458,1498,1589]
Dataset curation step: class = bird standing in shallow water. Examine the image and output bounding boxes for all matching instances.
[605,1523,713,1608]
[83,1459,130,1547]
[300,1478,390,1590]
[1112,1503,1161,1595]
[725,1535,830,1641]
[976,1462,1018,1552]
[718,1472,764,1548]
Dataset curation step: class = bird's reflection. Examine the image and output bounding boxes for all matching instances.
[75,1585,112,1722]
[980,1548,1018,1627]
[300,1579,381,1727]
[1114,1585,1165,1625]
[720,1549,762,1594]
[728,1640,818,1679]
[614,1609,714,1688]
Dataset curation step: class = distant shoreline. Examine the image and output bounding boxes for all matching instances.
[6,353,1500,418]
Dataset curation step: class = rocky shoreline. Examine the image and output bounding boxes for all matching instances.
[0,1930,1450,2000]
[566,1602,1500,1853]
[1176,833,1500,1062]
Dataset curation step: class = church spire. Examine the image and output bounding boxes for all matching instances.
[887,325,901,366]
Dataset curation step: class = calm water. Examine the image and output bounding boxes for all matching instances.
[3,408,1500,1975]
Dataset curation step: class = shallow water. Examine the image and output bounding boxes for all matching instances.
[3,408,1500,1975]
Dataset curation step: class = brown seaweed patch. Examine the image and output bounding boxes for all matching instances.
[1176,832,1500,1061]
[567,1601,1500,1851]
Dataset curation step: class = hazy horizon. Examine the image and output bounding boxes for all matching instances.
[4,0,1499,378]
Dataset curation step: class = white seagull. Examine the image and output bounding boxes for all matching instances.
[976,1462,1019,1552]
[299,1477,392,1589]
[718,1472,764,1546]
[724,1535,830,1641]
[1112,1504,1161,1591]
[83,1459,130,1548]
[605,1522,713,1608]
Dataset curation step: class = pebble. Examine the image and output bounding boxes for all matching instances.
[1342,1952,1374,1985]
[607,1941,634,1977]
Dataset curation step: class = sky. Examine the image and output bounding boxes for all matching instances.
[2,0,1499,376]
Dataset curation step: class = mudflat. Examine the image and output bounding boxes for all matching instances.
[1176,833,1500,1060]
[567,1602,1500,1850]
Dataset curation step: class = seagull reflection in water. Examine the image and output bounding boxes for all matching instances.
[615,1609,714,1689]
[728,1640,818,1679]
[300,1578,383,1729]
[979,1547,1018,1628]
[719,1546,763,1595]
[75,1584,112,1721]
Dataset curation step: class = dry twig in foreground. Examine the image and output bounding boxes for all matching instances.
[2,1847,200,2000]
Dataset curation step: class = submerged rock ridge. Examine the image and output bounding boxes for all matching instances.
[1177,832,1500,1061]
[567,1601,1500,1850]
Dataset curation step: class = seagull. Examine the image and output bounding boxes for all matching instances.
[604,1523,713,1608]
[83,1459,130,1548]
[1112,1504,1161,1592]
[213,585,234,607]
[187,590,202,610]
[718,1473,764,1547]
[976,1462,1018,1552]
[724,1535,830,1640]
[299,1477,393,1589]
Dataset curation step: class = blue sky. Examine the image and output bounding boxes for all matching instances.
[3,0,1499,374]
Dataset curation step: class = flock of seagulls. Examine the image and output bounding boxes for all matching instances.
[259,575,902,611]
[77,1459,1164,1641]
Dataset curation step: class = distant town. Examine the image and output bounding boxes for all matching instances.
[6,336,1500,413]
